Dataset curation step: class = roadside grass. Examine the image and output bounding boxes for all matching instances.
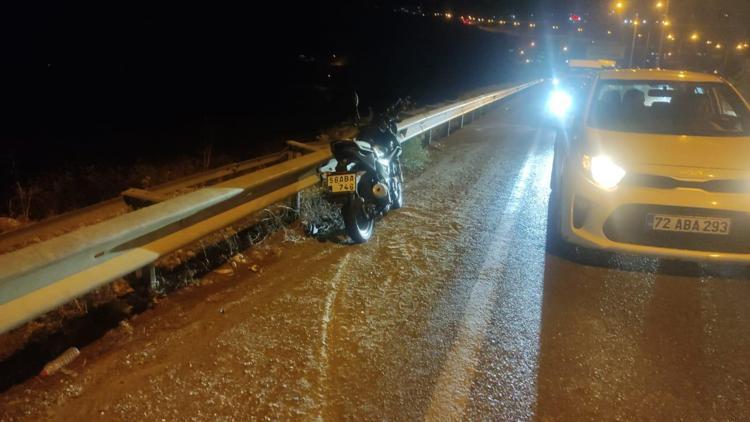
[299,186,343,237]
[400,133,432,173]
[3,153,238,224]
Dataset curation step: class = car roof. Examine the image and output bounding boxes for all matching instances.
[598,69,724,83]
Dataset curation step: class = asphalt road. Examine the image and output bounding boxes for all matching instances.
[2,87,749,420]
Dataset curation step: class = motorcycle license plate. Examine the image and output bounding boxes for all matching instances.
[327,173,356,193]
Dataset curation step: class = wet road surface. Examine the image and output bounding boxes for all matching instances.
[2,88,750,420]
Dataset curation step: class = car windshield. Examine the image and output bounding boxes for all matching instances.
[588,80,750,136]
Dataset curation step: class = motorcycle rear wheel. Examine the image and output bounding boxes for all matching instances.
[343,197,374,243]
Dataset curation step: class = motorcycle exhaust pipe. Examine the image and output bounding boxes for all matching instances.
[372,182,389,200]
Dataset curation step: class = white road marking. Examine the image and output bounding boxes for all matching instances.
[318,253,351,419]
[426,140,541,421]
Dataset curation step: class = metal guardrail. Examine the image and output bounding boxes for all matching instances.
[0,80,541,334]
[0,151,288,254]
[396,81,539,141]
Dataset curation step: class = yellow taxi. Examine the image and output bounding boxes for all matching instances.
[548,69,750,262]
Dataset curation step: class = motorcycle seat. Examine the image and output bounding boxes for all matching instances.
[353,140,374,151]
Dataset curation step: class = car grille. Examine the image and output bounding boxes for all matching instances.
[603,204,750,253]
[621,174,750,193]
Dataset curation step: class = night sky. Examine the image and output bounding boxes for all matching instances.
[0,1,538,216]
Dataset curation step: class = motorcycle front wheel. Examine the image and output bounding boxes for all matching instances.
[343,196,374,243]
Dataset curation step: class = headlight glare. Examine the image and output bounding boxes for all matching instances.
[546,90,573,119]
[583,155,626,189]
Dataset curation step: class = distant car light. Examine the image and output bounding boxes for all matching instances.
[546,90,573,119]
[583,155,626,190]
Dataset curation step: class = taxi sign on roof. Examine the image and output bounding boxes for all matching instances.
[569,59,617,69]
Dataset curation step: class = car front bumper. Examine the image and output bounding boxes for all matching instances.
[559,167,750,263]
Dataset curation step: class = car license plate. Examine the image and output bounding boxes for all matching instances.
[327,173,356,193]
[648,214,731,235]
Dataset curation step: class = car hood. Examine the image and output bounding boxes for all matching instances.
[584,128,750,171]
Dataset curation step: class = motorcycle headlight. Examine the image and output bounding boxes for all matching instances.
[582,155,626,190]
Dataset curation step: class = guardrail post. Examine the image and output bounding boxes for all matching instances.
[460,115,464,128]
[127,264,158,297]
[446,120,452,136]
[427,128,432,146]
[148,265,157,291]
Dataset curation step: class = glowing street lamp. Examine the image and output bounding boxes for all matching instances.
[690,33,700,42]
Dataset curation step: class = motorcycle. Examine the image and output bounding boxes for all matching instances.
[318,101,407,243]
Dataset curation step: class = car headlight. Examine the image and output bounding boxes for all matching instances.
[546,90,573,119]
[582,155,626,190]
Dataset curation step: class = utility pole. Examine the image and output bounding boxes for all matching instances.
[628,11,640,68]
[655,0,671,68]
